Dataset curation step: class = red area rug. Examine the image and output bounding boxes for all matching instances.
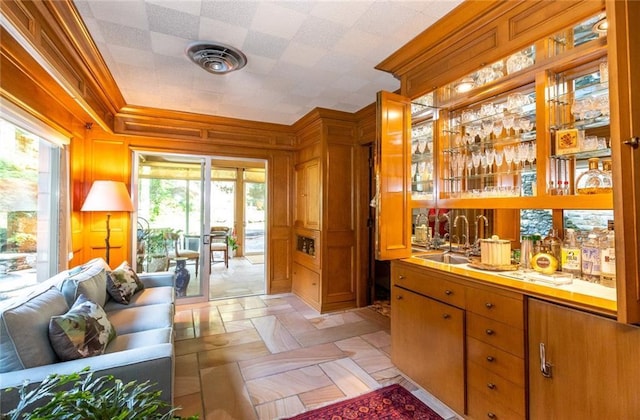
[285,383,444,420]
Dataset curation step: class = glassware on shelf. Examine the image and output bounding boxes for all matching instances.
[576,158,611,194]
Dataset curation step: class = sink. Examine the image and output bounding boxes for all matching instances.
[414,253,470,265]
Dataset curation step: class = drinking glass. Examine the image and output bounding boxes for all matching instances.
[480,103,495,118]
[519,118,533,133]
[504,145,515,173]
[485,149,496,174]
[411,163,417,179]
[502,115,515,135]
[418,137,428,153]
[472,151,482,175]
[495,149,504,172]
[481,120,494,139]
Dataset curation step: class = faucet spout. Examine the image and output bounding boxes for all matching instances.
[453,215,470,250]
[475,215,489,244]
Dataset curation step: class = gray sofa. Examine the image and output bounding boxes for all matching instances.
[0,258,175,413]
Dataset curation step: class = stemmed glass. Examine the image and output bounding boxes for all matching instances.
[480,153,489,175]
[525,142,537,170]
[494,148,504,173]
[418,137,428,154]
[481,120,494,139]
[466,152,474,178]
[485,149,496,174]
[411,163,417,180]
[471,151,482,176]
[519,118,533,133]
[504,145,515,173]
[492,120,504,138]
[502,115,515,136]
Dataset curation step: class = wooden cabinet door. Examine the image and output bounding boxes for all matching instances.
[528,298,640,418]
[375,91,412,260]
[295,160,320,230]
[292,262,320,306]
[392,285,465,414]
[608,0,640,323]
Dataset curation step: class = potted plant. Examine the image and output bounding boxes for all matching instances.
[2,368,198,419]
[145,228,169,272]
[227,229,238,256]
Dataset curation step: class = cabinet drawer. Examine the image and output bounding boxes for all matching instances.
[467,385,524,420]
[393,267,465,308]
[467,336,524,387]
[468,361,525,417]
[467,313,524,357]
[466,287,523,328]
[292,262,320,304]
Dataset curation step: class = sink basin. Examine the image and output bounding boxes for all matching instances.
[414,253,470,265]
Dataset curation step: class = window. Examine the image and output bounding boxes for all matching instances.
[0,119,63,302]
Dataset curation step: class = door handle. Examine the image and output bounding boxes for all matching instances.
[539,342,553,378]
[624,136,639,148]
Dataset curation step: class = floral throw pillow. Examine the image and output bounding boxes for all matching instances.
[106,261,144,304]
[49,294,116,361]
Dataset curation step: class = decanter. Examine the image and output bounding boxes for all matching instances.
[575,158,609,194]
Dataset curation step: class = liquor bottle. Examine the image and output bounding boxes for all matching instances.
[600,220,616,288]
[542,228,562,270]
[561,228,581,278]
[576,158,609,195]
[581,230,601,282]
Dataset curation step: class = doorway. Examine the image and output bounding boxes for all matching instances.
[132,152,267,303]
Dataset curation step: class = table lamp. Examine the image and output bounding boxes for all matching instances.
[81,180,134,264]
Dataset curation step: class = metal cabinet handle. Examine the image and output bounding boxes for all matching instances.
[443,313,451,319]
[487,412,497,419]
[396,295,403,300]
[486,356,495,362]
[398,275,405,279]
[487,383,496,390]
[445,289,453,295]
[486,329,495,335]
[624,136,639,148]
[540,342,553,378]
[485,302,494,309]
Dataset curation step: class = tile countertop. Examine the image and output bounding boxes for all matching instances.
[401,255,617,316]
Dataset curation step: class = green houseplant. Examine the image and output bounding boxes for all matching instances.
[2,369,198,420]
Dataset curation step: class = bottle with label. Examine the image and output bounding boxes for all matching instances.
[600,220,616,288]
[561,228,582,277]
[581,230,601,282]
[542,228,562,270]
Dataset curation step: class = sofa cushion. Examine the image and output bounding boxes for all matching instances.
[59,258,109,308]
[105,327,173,353]
[0,287,68,373]
[107,303,174,335]
[106,261,144,304]
[104,286,174,312]
[49,295,116,361]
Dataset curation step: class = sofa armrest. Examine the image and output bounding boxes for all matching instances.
[0,344,174,413]
[138,272,175,288]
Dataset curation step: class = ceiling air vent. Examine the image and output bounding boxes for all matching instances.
[186,42,247,74]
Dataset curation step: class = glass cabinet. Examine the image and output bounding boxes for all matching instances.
[410,93,436,201]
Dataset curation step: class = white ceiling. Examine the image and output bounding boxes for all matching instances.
[73,0,463,125]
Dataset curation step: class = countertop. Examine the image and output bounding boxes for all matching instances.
[400,254,617,316]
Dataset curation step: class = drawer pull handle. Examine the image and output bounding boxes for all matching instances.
[485,302,494,309]
[396,295,403,300]
[312,283,317,286]
[487,412,497,419]
[443,313,451,319]
[486,329,495,335]
[398,275,405,279]
[487,383,496,390]
[486,356,495,362]
[444,289,453,295]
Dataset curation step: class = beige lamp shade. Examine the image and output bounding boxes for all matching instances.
[81,180,134,212]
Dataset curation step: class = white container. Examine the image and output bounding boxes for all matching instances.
[481,235,511,266]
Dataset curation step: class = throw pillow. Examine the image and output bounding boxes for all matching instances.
[106,261,144,304]
[49,294,116,361]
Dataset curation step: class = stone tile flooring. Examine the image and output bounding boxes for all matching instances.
[173,294,460,420]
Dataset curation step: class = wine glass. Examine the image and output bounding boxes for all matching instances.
[504,145,515,173]
[466,152,474,178]
[480,153,488,175]
[526,142,537,170]
[481,120,494,139]
[519,118,533,133]
[418,137,428,154]
[472,151,482,176]
[485,148,496,174]
[411,163,417,180]
[502,115,515,136]
[495,148,504,172]
[492,120,504,138]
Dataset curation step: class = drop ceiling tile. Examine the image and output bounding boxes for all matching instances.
[146,0,203,17]
[313,53,359,75]
[200,1,258,28]
[86,0,148,30]
[280,42,327,68]
[105,44,155,68]
[250,3,306,40]
[354,2,417,37]
[293,16,346,49]
[97,20,151,50]
[198,17,248,48]
[146,2,200,39]
[332,29,384,59]
[244,55,278,76]
[242,31,289,60]
[150,31,191,58]
[331,75,370,93]
[310,1,371,27]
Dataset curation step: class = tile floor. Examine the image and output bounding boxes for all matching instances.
[173,293,460,420]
